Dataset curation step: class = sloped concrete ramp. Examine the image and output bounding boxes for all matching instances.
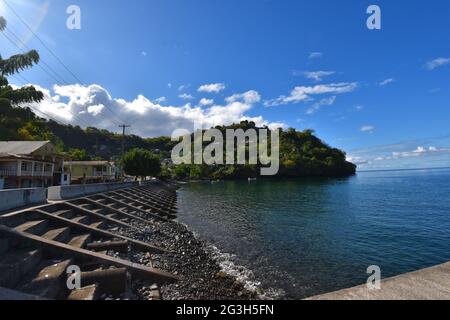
[308,262,450,300]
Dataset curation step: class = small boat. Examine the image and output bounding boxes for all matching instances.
[248,177,257,182]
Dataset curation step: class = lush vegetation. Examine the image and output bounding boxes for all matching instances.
[166,121,356,180]
[122,148,161,180]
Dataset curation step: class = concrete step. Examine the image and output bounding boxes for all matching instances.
[54,210,75,219]
[18,259,73,299]
[72,216,90,225]
[106,213,119,220]
[67,284,99,300]
[41,227,71,243]
[0,239,9,255]
[14,220,48,235]
[81,204,94,210]
[67,234,92,249]
[90,221,105,229]
[0,249,43,288]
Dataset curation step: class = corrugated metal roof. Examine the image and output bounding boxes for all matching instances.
[66,161,112,166]
[0,141,50,155]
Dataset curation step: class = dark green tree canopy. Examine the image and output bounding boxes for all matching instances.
[123,148,161,179]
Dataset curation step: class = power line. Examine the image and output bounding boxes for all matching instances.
[1,32,94,128]
[4,26,69,85]
[3,0,125,127]
[1,31,67,86]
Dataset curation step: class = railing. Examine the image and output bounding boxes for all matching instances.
[0,169,17,176]
[0,169,53,177]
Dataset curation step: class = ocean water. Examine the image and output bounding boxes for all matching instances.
[176,168,450,299]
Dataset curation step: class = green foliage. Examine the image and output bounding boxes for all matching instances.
[168,121,356,180]
[67,148,90,161]
[122,148,161,179]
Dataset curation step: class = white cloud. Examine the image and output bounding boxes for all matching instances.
[308,52,323,59]
[23,84,285,137]
[425,57,450,71]
[179,93,195,100]
[167,83,172,88]
[346,156,368,165]
[306,96,336,114]
[393,146,441,158]
[87,104,104,116]
[360,125,375,133]
[264,82,357,107]
[141,51,147,57]
[155,97,167,104]
[379,78,395,86]
[198,83,226,93]
[355,105,364,111]
[199,98,214,106]
[303,71,335,82]
[225,90,261,104]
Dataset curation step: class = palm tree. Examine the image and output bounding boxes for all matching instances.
[0,16,44,108]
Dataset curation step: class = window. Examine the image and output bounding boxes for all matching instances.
[21,162,28,171]
[63,174,68,182]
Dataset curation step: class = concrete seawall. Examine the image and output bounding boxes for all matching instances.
[0,188,47,212]
[48,182,139,201]
[307,261,450,300]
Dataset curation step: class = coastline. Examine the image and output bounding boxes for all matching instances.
[114,204,263,300]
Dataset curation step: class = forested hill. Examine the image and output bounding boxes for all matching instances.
[0,102,174,160]
[0,103,356,177]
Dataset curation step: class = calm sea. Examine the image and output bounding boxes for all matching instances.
[177,168,450,299]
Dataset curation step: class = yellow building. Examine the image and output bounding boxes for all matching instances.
[65,161,117,184]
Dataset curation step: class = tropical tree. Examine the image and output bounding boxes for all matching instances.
[122,148,161,180]
[0,17,43,104]
[0,16,48,140]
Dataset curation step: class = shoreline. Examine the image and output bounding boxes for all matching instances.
[115,208,263,300]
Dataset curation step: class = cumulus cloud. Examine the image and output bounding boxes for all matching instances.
[264,82,357,107]
[198,83,226,93]
[303,71,335,82]
[225,90,261,104]
[306,96,336,114]
[87,104,104,116]
[425,57,450,71]
[379,78,395,86]
[199,98,214,106]
[360,125,375,133]
[23,84,285,137]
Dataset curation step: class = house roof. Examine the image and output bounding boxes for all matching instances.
[0,141,51,155]
[65,161,113,166]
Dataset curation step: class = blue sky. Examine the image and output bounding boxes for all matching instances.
[1,0,449,170]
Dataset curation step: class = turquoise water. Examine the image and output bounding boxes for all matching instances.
[177,168,450,299]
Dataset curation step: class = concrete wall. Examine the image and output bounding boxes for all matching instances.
[47,181,138,201]
[0,188,47,212]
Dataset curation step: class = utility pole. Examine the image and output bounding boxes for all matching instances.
[119,124,131,158]
[119,124,131,179]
